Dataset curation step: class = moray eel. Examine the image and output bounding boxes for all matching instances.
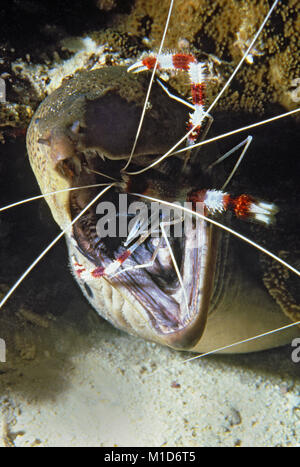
[26,66,300,353]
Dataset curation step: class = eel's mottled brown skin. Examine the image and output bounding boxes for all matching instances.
[26,66,300,353]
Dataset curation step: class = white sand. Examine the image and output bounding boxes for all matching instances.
[0,296,299,447]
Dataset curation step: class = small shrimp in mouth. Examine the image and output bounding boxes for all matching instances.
[1,0,299,356]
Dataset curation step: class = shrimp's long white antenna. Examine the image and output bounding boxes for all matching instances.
[0,184,110,213]
[183,320,300,362]
[220,135,252,190]
[131,192,300,278]
[122,0,174,171]
[0,183,115,310]
[160,222,190,316]
[126,107,299,176]
[173,108,300,156]
[143,319,300,379]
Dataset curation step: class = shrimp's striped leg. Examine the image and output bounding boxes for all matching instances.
[72,234,147,281]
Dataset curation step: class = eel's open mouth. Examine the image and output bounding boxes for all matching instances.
[68,150,218,350]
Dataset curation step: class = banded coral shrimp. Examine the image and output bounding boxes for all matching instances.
[0,0,300,448]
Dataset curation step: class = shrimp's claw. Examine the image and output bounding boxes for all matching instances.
[230,195,278,225]
[127,60,151,73]
[188,189,278,226]
[248,200,279,225]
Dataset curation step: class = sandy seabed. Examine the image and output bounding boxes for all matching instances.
[0,296,299,447]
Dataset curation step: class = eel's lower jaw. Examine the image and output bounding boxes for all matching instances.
[156,223,218,350]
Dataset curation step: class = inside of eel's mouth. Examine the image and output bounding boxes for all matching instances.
[66,150,216,349]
